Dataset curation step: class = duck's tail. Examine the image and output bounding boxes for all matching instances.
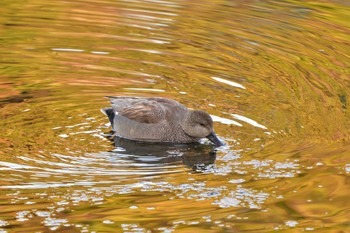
[100,108,115,130]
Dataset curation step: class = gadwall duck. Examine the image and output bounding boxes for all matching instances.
[101,96,223,146]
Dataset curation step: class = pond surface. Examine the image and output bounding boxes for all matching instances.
[1,0,350,232]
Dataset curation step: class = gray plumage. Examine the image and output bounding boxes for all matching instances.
[101,96,223,146]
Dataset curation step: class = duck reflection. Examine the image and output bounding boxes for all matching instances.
[110,136,216,170]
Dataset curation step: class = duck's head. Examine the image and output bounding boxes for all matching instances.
[182,110,223,146]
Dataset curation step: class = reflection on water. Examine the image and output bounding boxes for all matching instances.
[1,0,350,232]
[113,136,217,170]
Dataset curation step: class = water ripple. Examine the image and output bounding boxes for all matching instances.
[1,0,349,232]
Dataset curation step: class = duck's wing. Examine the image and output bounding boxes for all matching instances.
[108,97,166,124]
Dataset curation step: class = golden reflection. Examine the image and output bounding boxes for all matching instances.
[0,0,349,232]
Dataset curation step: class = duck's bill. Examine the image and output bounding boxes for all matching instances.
[206,132,224,146]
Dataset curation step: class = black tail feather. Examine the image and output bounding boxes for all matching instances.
[100,108,115,130]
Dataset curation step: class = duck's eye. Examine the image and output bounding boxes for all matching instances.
[199,123,205,127]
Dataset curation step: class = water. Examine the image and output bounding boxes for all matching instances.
[1,0,349,232]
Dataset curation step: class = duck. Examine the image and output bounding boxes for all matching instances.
[101,96,223,146]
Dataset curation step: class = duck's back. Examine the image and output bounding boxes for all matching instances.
[104,97,194,143]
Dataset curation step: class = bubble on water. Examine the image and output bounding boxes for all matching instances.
[103,220,114,224]
[229,179,245,184]
[243,159,272,168]
[121,223,146,232]
[285,220,299,227]
[57,200,69,206]
[112,147,126,152]
[213,186,269,209]
[16,211,32,222]
[43,218,68,231]
[215,197,241,208]
[219,151,241,161]
[35,211,51,217]
[25,201,35,205]
[189,221,199,225]
[0,221,9,227]
[54,207,63,214]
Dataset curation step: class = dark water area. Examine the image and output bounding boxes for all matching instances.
[0,0,349,232]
